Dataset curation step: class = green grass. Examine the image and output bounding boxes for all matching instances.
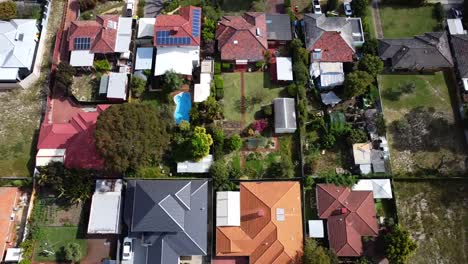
[380,5,439,38]
[34,227,87,262]
[222,73,242,122]
[394,181,468,264]
[80,1,125,19]
[221,0,253,14]
[365,5,376,39]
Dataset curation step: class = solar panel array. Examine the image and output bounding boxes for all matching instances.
[74,37,91,50]
[156,30,191,45]
[192,9,201,37]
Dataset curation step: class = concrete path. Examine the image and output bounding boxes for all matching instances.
[371,0,384,39]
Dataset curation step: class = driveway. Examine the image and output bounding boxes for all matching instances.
[144,0,164,18]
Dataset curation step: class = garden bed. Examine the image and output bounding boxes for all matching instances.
[71,74,102,102]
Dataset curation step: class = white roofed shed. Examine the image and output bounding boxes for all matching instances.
[216,191,241,227]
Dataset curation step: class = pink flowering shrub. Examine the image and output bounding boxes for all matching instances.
[252,119,268,133]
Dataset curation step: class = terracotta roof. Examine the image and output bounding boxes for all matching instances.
[68,15,119,53]
[153,6,201,46]
[316,184,379,257]
[216,182,303,264]
[312,32,354,62]
[37,105,110,170]
[0,188,18,256]
[216,13,268,61]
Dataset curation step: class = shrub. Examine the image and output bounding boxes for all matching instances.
[55,62,75,94]
[131,76,146,98]
[94,59,111,72]
[361,38,379,56]
[323,172,358,187]
[214,62,221,75]
[78,0,97,12]
[351,0,368,17]
[252,119,269,133]
[162,70,183,91]
[262,104,273,116]
[287,83,298,97]
[384,225,418,264]
[225,134,243,152]
[202,18,216,41]
[255,61,263,69]
[251,0,266,12]
[0,1,17,20]
[214,75,224,89]
[134,166,166,178]
[358,54,384,77]
[216,88,224,99]
[222,62,232,71]
[321,132,336,149]
[64,243,82,263]
[347,128,368,145]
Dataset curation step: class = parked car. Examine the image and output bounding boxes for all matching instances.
[122,237,133,261]
[313,0,322,14]
[451,8,463,19]
[344,2,352,16]
[126,0,134,17]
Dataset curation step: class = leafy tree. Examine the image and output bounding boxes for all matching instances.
[376,113,387,136]
[384,225,418,264]
[78,0,97,11]
[303,238,339,264]
[322,172,358,187]
[225,134,242,153]
[210,160,234,191]
[328,0,338,11]
[347,128,368,145]
[351,0,369,17]
[191,96,223,124]
[267,159,294,178]
[162,70,184,91]
[95,104,171,173]
[64,243,82,263]
[344,70,374,99]
[190,126,213,160]
[251,0,266,12]
[131,76,146,98]
[202,5,221,21]
[362,38,379,56]
[293,62,309,85]
[287,83,298,97]
[202,18,216,41]
[55,62,76,94]
[358,54,384,77]
[321,132,336,149]
[0,1,17,20]
[94,59,111,72]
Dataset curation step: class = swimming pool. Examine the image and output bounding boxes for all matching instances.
[174,92,192,124]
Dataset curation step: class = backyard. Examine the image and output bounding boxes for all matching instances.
[80,0,125,19]
[379,72,467,175]
[394,181,468,264]
[0,0,64,177]
[71,75,102,102]
[221,0,253,14]
[379,5,440,38]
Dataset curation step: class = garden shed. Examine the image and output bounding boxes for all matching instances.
[274,98,297,134]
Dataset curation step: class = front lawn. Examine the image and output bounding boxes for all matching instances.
[394,181,468,264]
[34,227,87,262]
[380,5,439,38]
[379,72,466,175]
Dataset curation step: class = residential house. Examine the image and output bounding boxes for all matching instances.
[215,181,303,264]
[35,105,110,169]
[316,184,379,257]
[216,13,268,69]
[0,187,19,259]
[378,32,454,71]
[274,98,297,134]
[450,34,468,92]
[303,14,364,88]
[0,19,39,83]
[87,179,122,234]
[67,16,132,67]
[266,14,292,47]
[124,180,208,264]
[153,6,201,76]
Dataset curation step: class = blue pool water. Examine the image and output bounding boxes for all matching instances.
[174,92,192,124]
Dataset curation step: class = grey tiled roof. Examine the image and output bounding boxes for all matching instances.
[124,180,208,264]
[266,14,292,41]
[303,13,355,51]
[379,32,454,70]
[450,34,468,78]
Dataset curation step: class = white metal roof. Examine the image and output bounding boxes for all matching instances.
[308,220,324,238]
[353,143,371,165]
[87,180,122,234]
[0,19,38,71]
[352,179,393,199]
[154,46,199,76]
[276,57,293,81]
[447,19,465,35]
[194,73,212,102]
[216,191,241,227]
[35,157,65,166]
[310,62,344,87]
[0,68,18,81]
[115,17,133,53]
[37,149,66,157]
[177,154,213,173]
[135,47,153,70]
[107,72,127,100]
[4,248,22,262]
[137,18,156,38]
[69,50,95,67]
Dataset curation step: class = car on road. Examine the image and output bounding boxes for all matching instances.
[451,8,463,19]
[344,2,353,16]
[313,0,322,14]
[122,237,133,261]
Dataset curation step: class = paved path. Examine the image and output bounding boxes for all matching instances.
[371,0,384,39]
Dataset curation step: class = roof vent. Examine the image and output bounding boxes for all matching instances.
[256,27,261,36]
[107,20,117,30]
[257,210,265,217]
[15,32,24,41]
[233,40,238,45]
[276,208,285,222]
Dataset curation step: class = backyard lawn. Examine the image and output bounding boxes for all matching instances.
[34,227,87,262]
[380,5,439,38]
[221,0,253,14]
[394,181,468,264]
[222,73,242,122]
[379,72,466,175]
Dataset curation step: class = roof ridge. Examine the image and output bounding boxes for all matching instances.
[354,192,379,234]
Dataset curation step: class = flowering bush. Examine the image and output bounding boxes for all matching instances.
[252,119,268,133]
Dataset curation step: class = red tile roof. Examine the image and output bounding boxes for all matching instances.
[312,32,354,62]
[154,6,201,46]
[0,188,19,257]
[216,13,268,61]
[216,182,303,264]
[316,184,379,257]
[37,105,110,170]
[68,15,119,53]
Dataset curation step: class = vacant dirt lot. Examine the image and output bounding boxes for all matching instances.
[394,181,468,264]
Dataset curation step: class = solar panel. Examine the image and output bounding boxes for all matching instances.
[74,37,91,50]
[192,9,201,37]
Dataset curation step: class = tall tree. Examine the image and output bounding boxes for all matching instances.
[303,238,339,264]
[95,104,171,173]
[361,38,379,56]
[344,70,374,99]
[210,160,234,191]
[190,126,213,160]
[351,0,369,17]
[358,54,384,77]
[0,1,17,20]
[384,225,418,264]
[163,70,184,91]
